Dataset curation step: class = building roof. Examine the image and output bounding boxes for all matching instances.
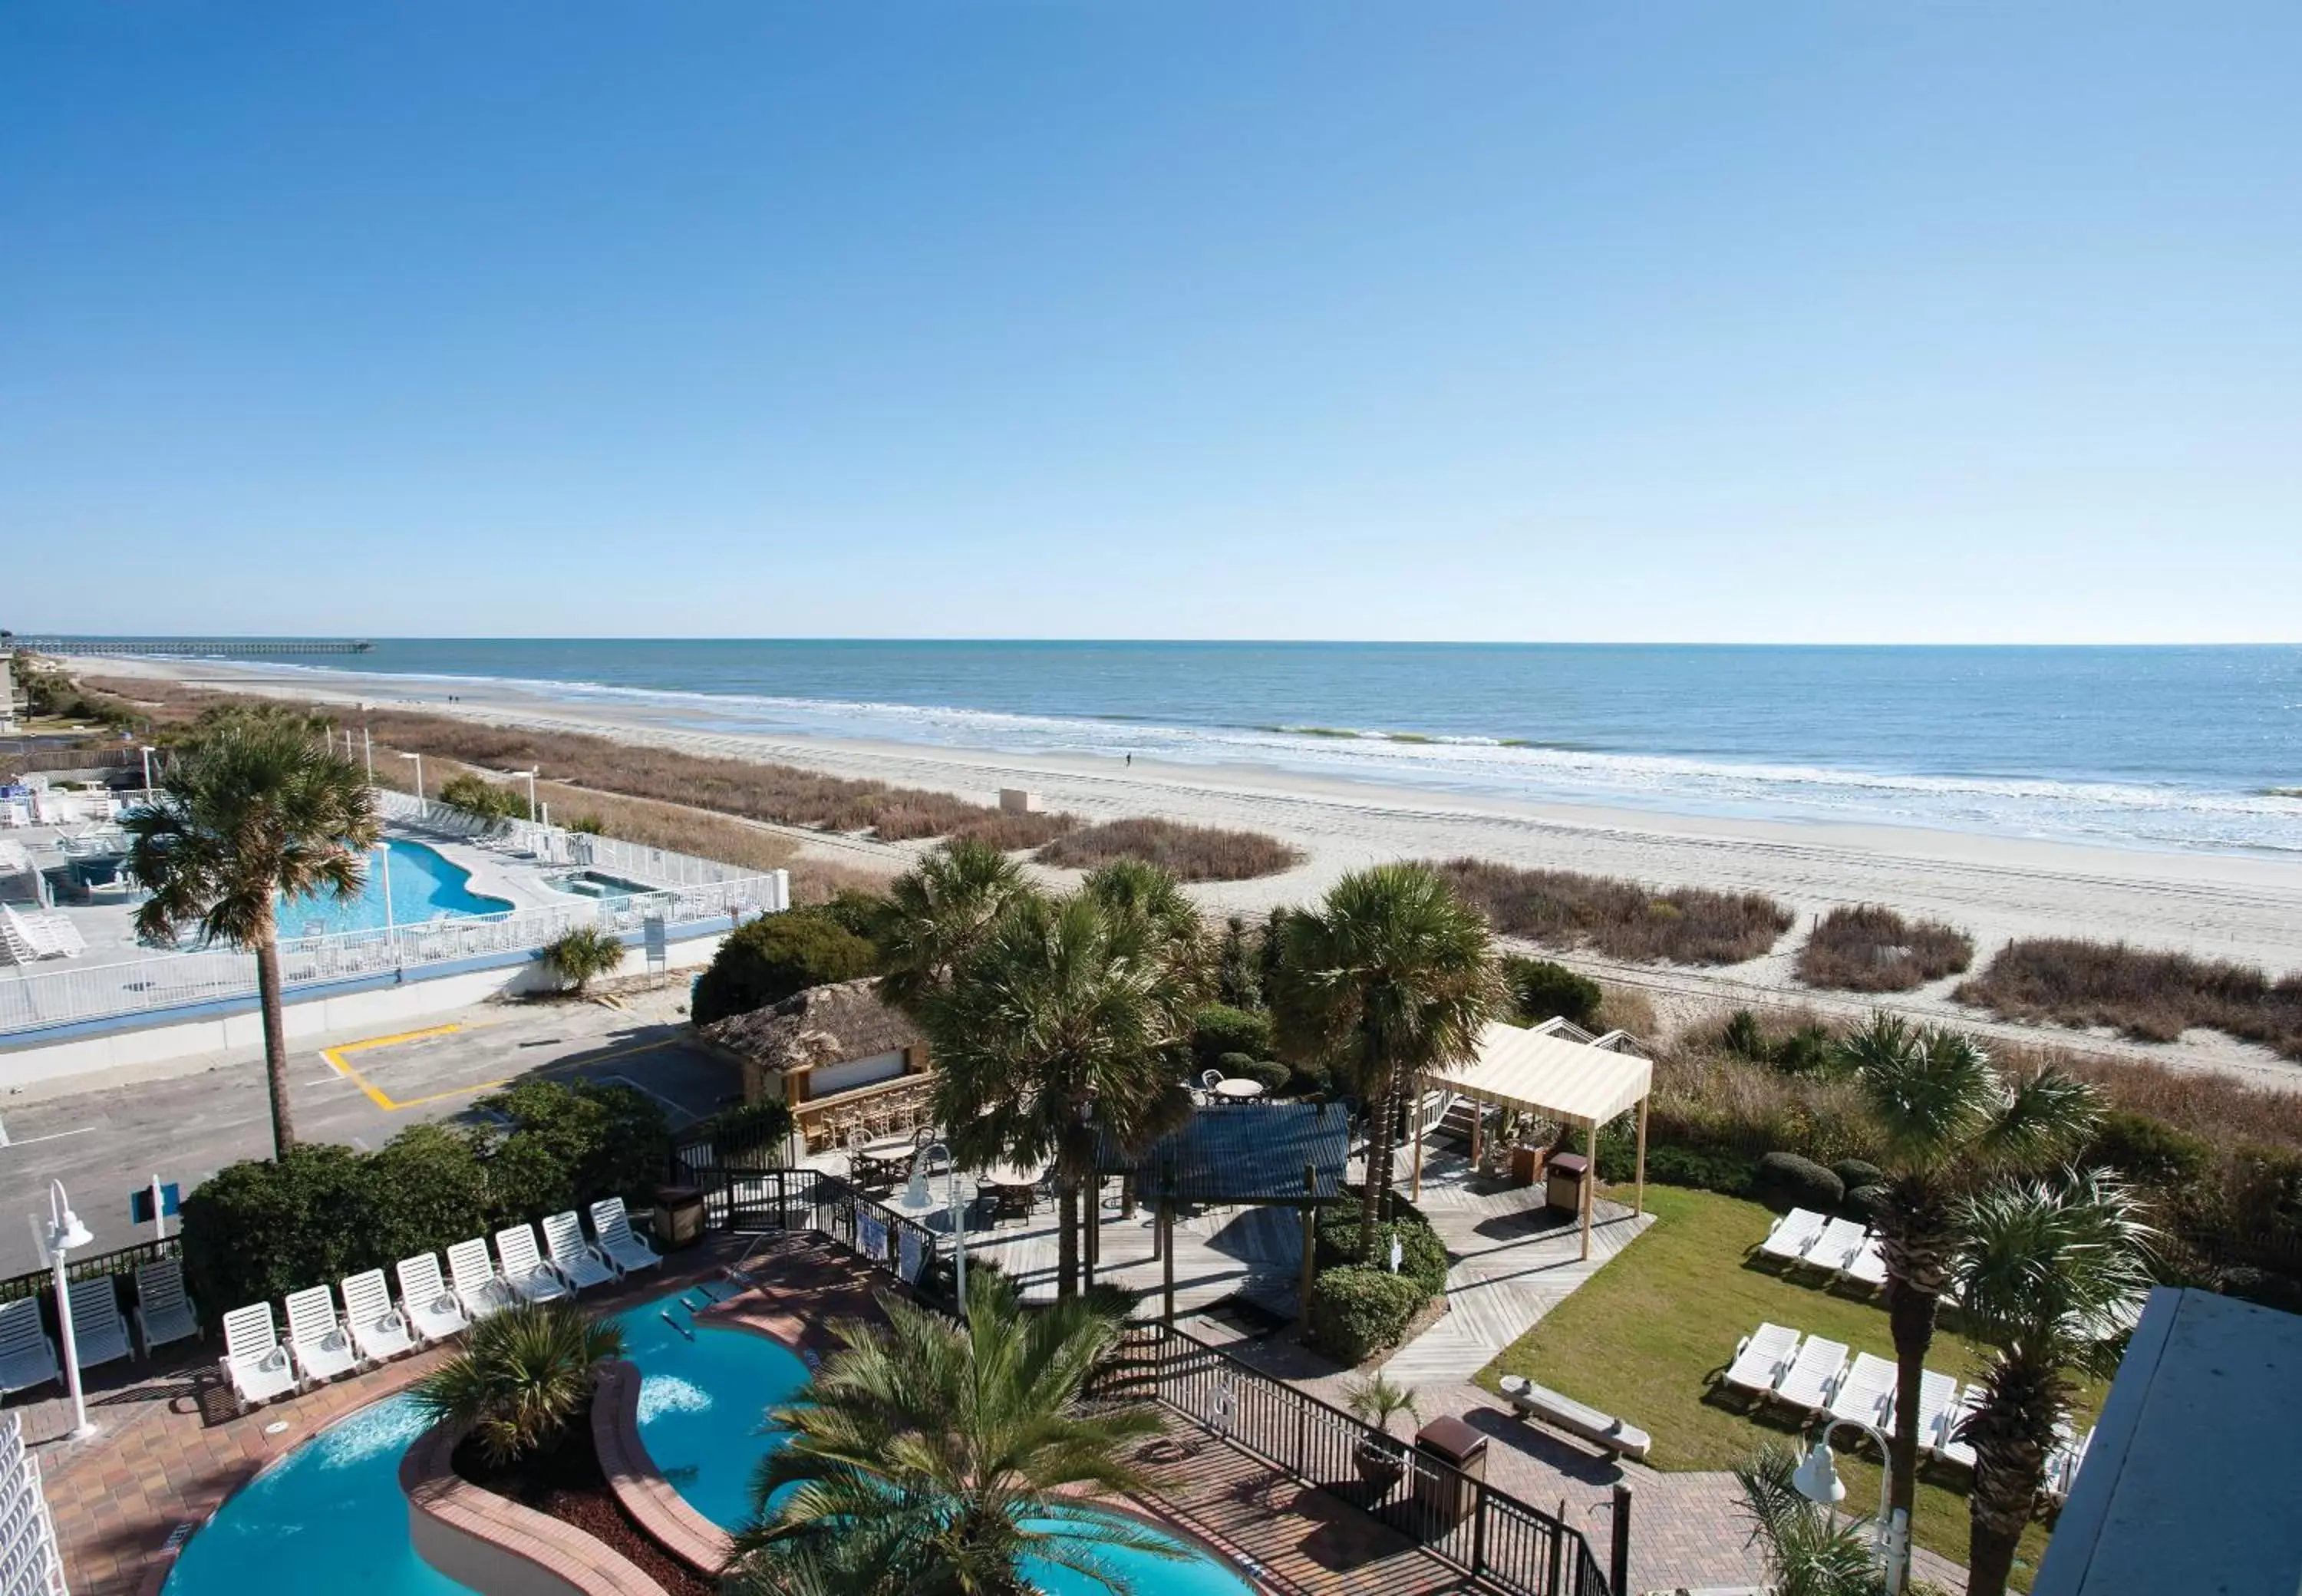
[1099,1101,1352,1205]
[699,978,923,1074]
[2032,1287,2302,1596]
[1423,1019,1651,1128]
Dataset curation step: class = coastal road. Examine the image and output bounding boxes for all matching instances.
[0,991,741,1276]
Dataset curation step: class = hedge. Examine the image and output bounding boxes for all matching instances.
[1831,1159,1885,1194]
[1305,1267,1426,1364]
[1502,955,1604,1030]
[1241,1059,1291,1093]
[1314,1215,1449,1301]
[1756,1151,1844,1212]
[690,906,879,1025]
[1192,1004,1275,1070]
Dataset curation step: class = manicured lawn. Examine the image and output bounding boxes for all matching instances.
[1476,1185,2103,1591]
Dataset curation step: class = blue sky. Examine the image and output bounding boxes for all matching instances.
[4,2,2297,643]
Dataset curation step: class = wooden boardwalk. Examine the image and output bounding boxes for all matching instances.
[968,1193,1310,1318]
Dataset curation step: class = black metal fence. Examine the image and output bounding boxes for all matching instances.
[0,1235,180,1308]
[679,1155,1617,1596]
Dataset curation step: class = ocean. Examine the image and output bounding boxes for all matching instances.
[179,640,2302,856]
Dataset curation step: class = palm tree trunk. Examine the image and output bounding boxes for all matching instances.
[1358,1081,1393,1260]
[1056,1175,1080,1301]
[1964,1352,2063,1596]
[1885,1278,1937,1531]
[254,931,296,1157]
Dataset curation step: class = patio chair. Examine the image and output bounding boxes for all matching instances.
[1931,1382,1982,1470]
[220,1302,299,1410]
[1773,1335,1849,1415]
[542,1211,617,1291]
[1722,1322,1802,1400]
[284,1285,360,1382]
[1842,1235,1889,1291]
[133,1258,201,1354]
[1803,1218,1869,1275]
[1913,1369,1960,1456]
[396,1254,470,1344]
[2045,1424,2095,1502]
[1756,1209,1828,1266]
[494,1225,572,1304]
[0,1300,60,1398]
[63,1277,134,1371]
[988,1182,1038,1224]
[446,1238,515,1321]
[1825,1351,1898,1433]
[589,1199,663,1277]
[340,1271,417,1364]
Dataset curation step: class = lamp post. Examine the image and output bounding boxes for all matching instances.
[374,839,395,933]
[399,751,423,801]
[44,1180,96,1439]
[903,1142,968,1319]
[138,744,154,796]
[1792,1421,1908,1594]
[521,767,539,822]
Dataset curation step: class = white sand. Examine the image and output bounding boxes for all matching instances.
[93,657,2302,1088]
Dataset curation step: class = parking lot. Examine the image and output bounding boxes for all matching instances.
[0,989,740,1273]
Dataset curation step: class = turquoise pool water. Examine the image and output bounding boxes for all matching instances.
[160,1285,1257,1596]
[276,837,513,937]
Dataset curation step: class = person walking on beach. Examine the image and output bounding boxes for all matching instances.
[1125,753,1132,767]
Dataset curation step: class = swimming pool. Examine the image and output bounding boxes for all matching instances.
[276,837,514,937]
[161,1285,1258,1596]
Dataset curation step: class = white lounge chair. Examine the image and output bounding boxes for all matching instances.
[1826,1351,1898,1433]
[1842,1236,1889,1290]
[340,1271,417,1364]
[1774,1335,1850,1414]
[397,1254,470,1343]
[589,1199,662,1277]
[1757,1209,1828,1265]
[447,1238,514,1321]
[494,1225,572,1304]
[64,1278,133,1371]
[2045,1424,2095,1502]
[283,1285,359,1383]
[1804,1218,1869,1275]
[1723,1323,1802,1399]
[221,1303,300,1410]
[1913,1369,1960,1456]
[133,1259,200,1354]
[1933,1382,1982,1470]
[0,1300,60,1397]
[542,1212,616,1292]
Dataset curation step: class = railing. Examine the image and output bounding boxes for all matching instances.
[790,1074,939,1154]
[0,870,786,1037]
[0,1235,180,1309]
[376,788,768,890]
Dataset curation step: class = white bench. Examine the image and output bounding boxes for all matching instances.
[1497,1375,1651,1460]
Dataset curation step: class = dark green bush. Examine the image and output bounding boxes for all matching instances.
[478,1080,668,1219]
[180,1145,376,1315]
[1215,915,1262,1011]
[1285,1057,1334,1098]
[1771,1025,1838,1076]
[1241,1059,1291,1093]
[1216,1050,1258,1075]
[2085,1110,2215,1187]
[1192,1004,1274,1070]
[1844,1182,1889,1221]
[1502,956,1604,1030]
[1314,1215,1449,1301]
[363,1123,493,1266]
[1723,1010,1768,1060]
[1305,1266,1426,1364]
[693,1098,796,1161]
[691,907,879,1024]
[1653,1144,1759,1195]
[1832,1159,1885,1193]
[1756,1151,1844,1212]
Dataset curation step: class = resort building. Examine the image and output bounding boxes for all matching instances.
[699,977,933,1150]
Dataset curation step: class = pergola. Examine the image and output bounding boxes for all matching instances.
[1415,1019,1654,1260]
[1097,1100,1353,1322]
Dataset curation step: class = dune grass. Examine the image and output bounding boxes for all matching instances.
[1796,905,1975,992]
[1432,858,1793,965]
[1034,816,1303,882]
[1957,937,2302,1062]
[1476,1185,2095,1588]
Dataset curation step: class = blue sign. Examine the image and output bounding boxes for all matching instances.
[130,1184,180,1225]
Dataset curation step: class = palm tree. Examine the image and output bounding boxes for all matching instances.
[727,1269,1177,1596]
[1733,1444,1891,1596]
[1832,1014,2100,1541]
[1269,863,1498,1259]
[410,1301,626,1467]
[1953,1170,2153,1596]
[1078,859,1210,993]
[925,889,1198,1298]
[874,837,1028,1014]
[124,710,381,1156]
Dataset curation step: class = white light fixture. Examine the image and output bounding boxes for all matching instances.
[1793,1421,1906,1594]
[1792,1437,1848,1507]
[398,750,424,800]
[45,1180,96,1439]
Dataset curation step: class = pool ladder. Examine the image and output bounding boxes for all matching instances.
[657,1288,722,1342]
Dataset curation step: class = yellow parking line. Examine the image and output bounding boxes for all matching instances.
[322,1024,509,1112]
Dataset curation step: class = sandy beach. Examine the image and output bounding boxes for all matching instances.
[91,656,2302,1088]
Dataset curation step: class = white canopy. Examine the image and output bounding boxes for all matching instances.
[1426,1019,1652,1128]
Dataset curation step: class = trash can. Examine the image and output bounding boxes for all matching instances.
[1545,1151,1590,1215]
[653,1185,707,1251]
[1413,1416,1488,1525]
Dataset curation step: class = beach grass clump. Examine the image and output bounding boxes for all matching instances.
[948,809,1082,851]
[1956,938,2302,1061]
[1034,816,1302,882]
[1794,904,1974,992]
[1430,858,1792,966]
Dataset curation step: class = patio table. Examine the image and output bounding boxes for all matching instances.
[1213,1078,1267,1101]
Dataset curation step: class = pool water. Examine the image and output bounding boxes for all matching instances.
[276,837,514,937]
[161,1285,1257,1596]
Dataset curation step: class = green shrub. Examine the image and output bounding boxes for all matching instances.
[180,1144,376,1314]
[1285,1057,1333,1098]
[1723,1010,1768,1060]
[1502,956,1604,1030]
[438,773,528,824]
[1192,1004,1274,1070]
[1305,1267,1426,1364]
[1771,1025,1838,1076]
[1314,1215,1449,1300]
[566,814,608,835]
[2085,1110,2214,1187]
[1831,1159,1885,1193]
[1595,1139,1759,1195]
[477,1080,669,1221]
[1215,915,1262,1011]
[539,925,626,994]
[1844,1182,1889,1221]
[693,1098,796,1159]
[1755,1151,1844,1212]
[363,1123,493,1266]
[1241,1059,1291,1093]
[691,907,879,1024]
[1216,1050,1258,1076]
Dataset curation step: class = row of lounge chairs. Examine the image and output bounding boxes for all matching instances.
[0,1259,202,1398]
[1756,1208,1891,1291]
[216,1199,659,1410]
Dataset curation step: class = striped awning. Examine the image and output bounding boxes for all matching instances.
[1424,1021,1652,1127]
